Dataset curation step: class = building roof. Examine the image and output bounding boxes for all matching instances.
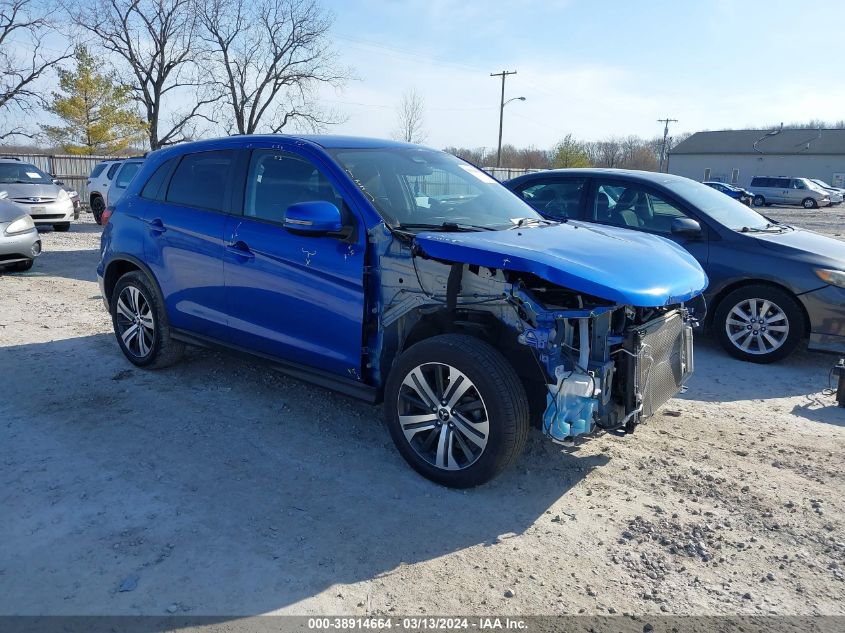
[670,129,845,156]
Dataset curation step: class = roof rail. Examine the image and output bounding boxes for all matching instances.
[0,155,21,160]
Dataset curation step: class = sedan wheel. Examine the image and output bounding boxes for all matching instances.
[115,285,156,359]
[752,195,765,207]
[398,362,490,471]
[724,298,788,356]
[714,284,804,363]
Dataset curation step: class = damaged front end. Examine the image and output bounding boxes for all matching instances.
[371,220,706,443]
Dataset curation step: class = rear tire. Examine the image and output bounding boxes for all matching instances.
[384,334,529,488]
[110,271,184,369]
[53,223,70,232]
[752,195,765,207]
[714,284,804,363]
[802,197,818,209]
[91,195,105,224]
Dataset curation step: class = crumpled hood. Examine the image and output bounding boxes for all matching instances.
[752,226,845,268]
[414,222,708,307]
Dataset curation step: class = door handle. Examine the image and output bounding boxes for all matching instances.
[226,240,254,260]
[147,218,166,233]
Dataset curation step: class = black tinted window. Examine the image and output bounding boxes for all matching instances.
[107,163,122,179]
[775,178,790,188]
[90,164,106,178]
[518,179,586,219]
[244,150,343,223]
[166,151,235,212]
[140,158,176,200]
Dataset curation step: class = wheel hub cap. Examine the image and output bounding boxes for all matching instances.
[725,298,789,355]
[115,286,155,358]
[397,363,489,471]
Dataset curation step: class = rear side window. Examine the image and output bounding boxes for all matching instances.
[140,158,177,200]
[115,162,142,189]
[166,150,235,212]
[517,179,586,219]
[90,163,107,178]
[107,163,122,179]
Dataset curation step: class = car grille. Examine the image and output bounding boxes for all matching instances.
[633,311,693,418]
[12,197,57,204]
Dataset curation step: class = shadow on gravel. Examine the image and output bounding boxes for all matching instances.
[683,335,842,404]
[0,333,608,616]
[22,247,99,282]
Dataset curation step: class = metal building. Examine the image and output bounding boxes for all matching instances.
[667,128,845,188]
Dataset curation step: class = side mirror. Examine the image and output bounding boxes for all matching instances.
[671,217,702,238]
[284,200,343,235]
[53,178,65,186]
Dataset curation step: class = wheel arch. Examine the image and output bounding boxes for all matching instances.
[103,255,164,308]
[707,278,811,337]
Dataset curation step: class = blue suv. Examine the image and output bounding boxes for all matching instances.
[98,136,707,487]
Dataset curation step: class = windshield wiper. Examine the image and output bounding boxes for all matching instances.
[740,223,790,233]
[394,221,498,232]
[509,217,558,229]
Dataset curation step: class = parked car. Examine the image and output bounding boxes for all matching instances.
[87,159,124,224]
[808,178,845,205]
[106,158,144,207]
[97,136,707,487]
[505,168,845,363]
[703,181,753,206]
[0,157,77,231]
[747,176,831,209]
[0,198,41,272]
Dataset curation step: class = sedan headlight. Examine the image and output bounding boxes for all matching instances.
[5,214,35,235]
[815,268,845,289]
[57,188,69,201]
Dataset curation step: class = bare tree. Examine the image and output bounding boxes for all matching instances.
[393,88,426,144]
[198,0,348,135]
[70,0,217,149]
[0,0,71,140]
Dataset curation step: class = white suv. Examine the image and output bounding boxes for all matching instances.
[87,160,124,224]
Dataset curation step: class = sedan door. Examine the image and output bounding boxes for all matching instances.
[222,145,367,379]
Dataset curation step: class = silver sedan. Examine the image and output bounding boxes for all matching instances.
[0,199,41,272]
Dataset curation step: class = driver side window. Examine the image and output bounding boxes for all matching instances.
[244,150,344,224]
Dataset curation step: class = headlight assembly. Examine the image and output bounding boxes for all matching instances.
[56,188,70,201]
[814,268,845,289]
[5,214,35,235]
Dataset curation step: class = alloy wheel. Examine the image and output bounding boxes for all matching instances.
[397,363,489,471]
[115,285,155,358]
[725,298,789,356]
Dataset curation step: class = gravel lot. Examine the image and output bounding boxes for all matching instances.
[1,208,843,618]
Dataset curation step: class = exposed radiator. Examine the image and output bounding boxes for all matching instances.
[632,311,693,418]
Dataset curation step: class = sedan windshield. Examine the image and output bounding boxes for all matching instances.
[331,147,542,230]
[0,162,53,184]
[662,177,770,230]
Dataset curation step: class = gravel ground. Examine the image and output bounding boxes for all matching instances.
[1,211,843,618]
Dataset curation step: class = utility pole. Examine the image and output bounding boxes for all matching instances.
[491,70,517,167]
[657,117,678,173]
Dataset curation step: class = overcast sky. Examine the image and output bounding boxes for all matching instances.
[316,0,844,150]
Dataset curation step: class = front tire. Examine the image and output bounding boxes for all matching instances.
[714,285,804,363]
[4,259,33,272]
[802,197,818,209]
[384,334,529,488]
[753,195,765,207]
[53,223,70,232]
[110,271,184,368]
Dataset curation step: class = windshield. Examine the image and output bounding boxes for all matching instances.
[330,147,542,230]
[811,179,834,189]
[662,177,770,230]
[0,162,53,185]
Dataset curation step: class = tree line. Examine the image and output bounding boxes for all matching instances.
[1,0,349,154]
